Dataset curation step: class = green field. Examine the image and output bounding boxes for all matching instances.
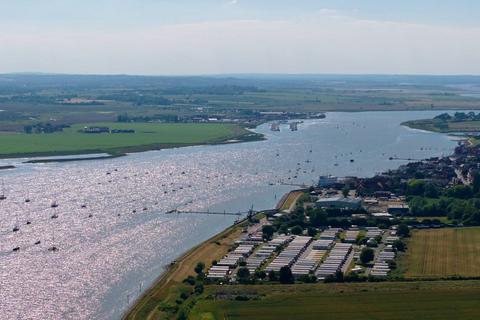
[189,281,480,320]
[400,227,480,278]
[0,122,255,158]
[403,119,480,133]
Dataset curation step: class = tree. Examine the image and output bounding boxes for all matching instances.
[307,227,317,237]
[279,266,294,284]
[424,183,439,198]
[194,262,205,274]
[291,225,303,235]
[360,247,374,264]
[406,179,426,196]
[397,224,410,237]
[310,211,328,227]
[262,225,275,240]
[447,185,473,199]
[393,239,406,252]
[237,267,250,279]
[473,172,480,194]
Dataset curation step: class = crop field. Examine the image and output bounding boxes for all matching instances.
[401,227,480,278]
[0,122,250,157]
[189,281,480,320]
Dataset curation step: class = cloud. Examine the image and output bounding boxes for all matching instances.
[227,0,238,5]
[0,14,479,75]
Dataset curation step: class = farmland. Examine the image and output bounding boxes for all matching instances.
[189,281,480,320]
[0,122,257,158]
[400,227,480,278]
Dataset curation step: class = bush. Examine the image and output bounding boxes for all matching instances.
[298,274,317,283]
[177,309,188,320]
[255,270,267,280]
[268,270,278,281]
[183,276,196,286]
[194,283,204,295]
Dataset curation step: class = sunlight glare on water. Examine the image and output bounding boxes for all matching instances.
[0,111,460,319]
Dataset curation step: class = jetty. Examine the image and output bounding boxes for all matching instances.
[166,210,246,216]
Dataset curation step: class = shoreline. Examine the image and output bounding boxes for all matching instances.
[123,189,299,320]
[123,216,251,320]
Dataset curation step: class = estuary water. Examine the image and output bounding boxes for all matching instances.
[0,111,459,319]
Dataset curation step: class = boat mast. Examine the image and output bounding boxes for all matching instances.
[0,179,6,200]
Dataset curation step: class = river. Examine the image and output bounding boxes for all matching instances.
[0,111,460,319]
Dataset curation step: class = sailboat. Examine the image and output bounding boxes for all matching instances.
[51,208,59,219]
[48,226,58,252]
[0,179,6,200]
[13,206,20,232]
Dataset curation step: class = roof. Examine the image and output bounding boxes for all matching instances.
[316,196,361,204]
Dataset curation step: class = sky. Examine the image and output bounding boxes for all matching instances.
[0,0,480,75]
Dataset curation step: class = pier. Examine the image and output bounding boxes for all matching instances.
[166,210,246,216]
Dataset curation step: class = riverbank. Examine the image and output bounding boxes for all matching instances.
[123,189,302,320]
[123,217,248,320]
[0,123,264,160]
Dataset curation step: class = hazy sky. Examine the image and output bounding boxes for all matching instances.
[1,0,480,75]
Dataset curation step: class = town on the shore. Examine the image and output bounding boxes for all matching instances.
[200,140,480,284]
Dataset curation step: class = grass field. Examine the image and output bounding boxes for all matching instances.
[0,122,255,158]
[189,281,480,320]
[401,227,480,278]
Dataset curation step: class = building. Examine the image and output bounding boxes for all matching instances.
[387,204,409,215]
[371,212,393,218]
[82,126,109,133]
[317,175,338,188]
[315,196,362,209]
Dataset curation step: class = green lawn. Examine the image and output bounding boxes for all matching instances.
[189,281,480,320]
[0,122,252,157]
